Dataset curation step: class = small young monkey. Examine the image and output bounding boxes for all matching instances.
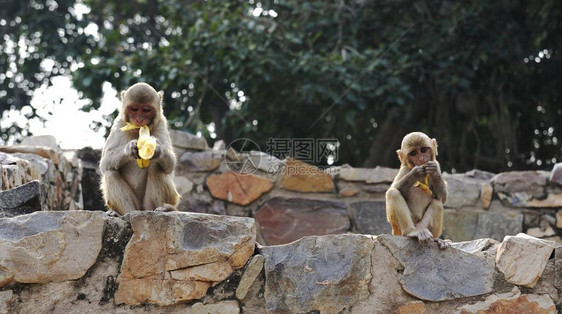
[99,82,180,215]
[385,132,450,249]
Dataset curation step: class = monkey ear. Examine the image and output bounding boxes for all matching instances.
[120,90,127,100]
[397,150,405,165]
[432,138,439,156]
[158,91,164,101]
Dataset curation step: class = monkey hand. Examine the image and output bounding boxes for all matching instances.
[406,228,433,243]
[411,165,426,177]
[424,161,440,176]
[104,209,121,217]
[127,140,140,159]
[433,238,452,250]
[151,140,162,160]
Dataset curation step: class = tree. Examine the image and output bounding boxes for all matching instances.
[1,0,561,173]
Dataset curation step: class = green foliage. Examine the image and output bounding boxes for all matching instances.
[1,0,561,172]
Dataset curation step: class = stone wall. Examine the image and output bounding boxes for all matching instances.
[0,135,82,216]
[0,131,561,313]
[0,211,560,313]
[167,130,562,247]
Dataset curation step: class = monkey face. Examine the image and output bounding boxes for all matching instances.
[120,82,163,127]
[407,146,432,166]
[126,104,155,126]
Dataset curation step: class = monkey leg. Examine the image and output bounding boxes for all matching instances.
[385,187,416,236]
[415,199,450,249]
[143,171,180,211]
[101,170,140,215]
[415,199,444,238]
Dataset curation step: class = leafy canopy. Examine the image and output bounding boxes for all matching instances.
[1,0,561,172]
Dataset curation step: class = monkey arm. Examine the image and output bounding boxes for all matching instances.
[151,127,176,174]
[431,176,447,204]
[391,166,424,192]
[155,147,176,174]
[99,124,134,173]
[429,162,448,203]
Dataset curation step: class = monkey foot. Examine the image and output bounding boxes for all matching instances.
[154,204,177,212]
[406,228,433,243]
[434,238,452,249]
[104,210,121,217]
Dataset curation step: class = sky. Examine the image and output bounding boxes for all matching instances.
[1,76,118,149]
[0,3,117,150]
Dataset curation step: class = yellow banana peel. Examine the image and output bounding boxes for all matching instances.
[121,122,156,169]
[414,173,434,197]
[120,122,140,131]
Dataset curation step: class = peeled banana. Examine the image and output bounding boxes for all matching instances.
[120,122,156,169]
[414,173,434,197]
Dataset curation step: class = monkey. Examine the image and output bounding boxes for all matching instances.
[385,132,450,249]
[99,82,180,215]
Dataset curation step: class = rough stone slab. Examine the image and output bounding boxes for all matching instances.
[170,129,209,151]
[377,235,495,301]
[11,153,48,177]
[206,171,273,206]
[530,259,560,306]
[281,159,334,192]
[0,290,12,314]
[472,211,523,240]
[191,301,240,314]
[459,287,556,314]
[480,182,493,209]
[496,233,555,288]
[555,247,562,290]
[395,301,427,314]
[178,198,226,215]
[0,180,46,218]
[527,226,556,238]
[261,234,373,313]
[362,183,391,193]
[443,210,523,242]
[556,210,562,228]
[254,197,350,245]
[0,211,104,286]
[349,200,392,235]
[226,147,242,161]
[76,148,104,211]
[0,145,59,165]
[339,166,398,184]
[115,211,256,306]
[452,238,499,254]
[174,176,194,196]
[465,169,496,180]
[1,165,22,191]
[339,188,358,197]
[248,151,283,174]
[213,139,226,150]
[497,191,533,207]
[492,171,549,199]
[236,254,264,300]
[527,193,562,208]
[352,241,415,313]
[20,135,59,150]
[0,151,44,184]
[178,151,221,172]
[549,162,562,185]
[442,174,481,208]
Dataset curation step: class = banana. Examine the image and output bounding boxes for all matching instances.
[414,173,434,197]
[121,122,156,169]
